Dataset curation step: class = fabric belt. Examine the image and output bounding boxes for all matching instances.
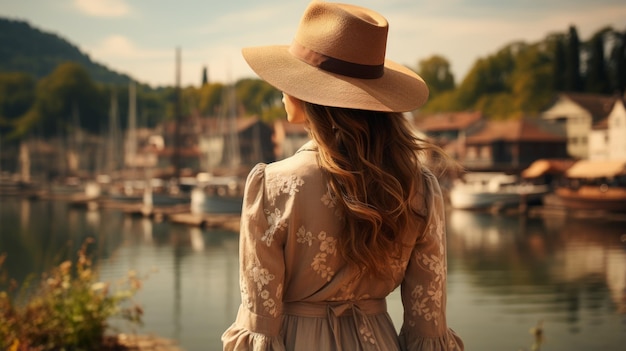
[284,299,387,351]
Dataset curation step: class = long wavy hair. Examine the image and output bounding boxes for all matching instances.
[303,102,455,278]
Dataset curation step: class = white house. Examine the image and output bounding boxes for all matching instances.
[608,99,626,160]
[587,99,626,161]
[588,120,609,160]
[542,93,616,160]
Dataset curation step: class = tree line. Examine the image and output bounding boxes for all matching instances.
[1,24,624,146]
[418,25,626,118]
[0,62,280,145]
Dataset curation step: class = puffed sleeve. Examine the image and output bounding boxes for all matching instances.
[222,163,287,351]
[398,171,464,351]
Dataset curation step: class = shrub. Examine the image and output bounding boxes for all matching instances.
[0,238,143,351]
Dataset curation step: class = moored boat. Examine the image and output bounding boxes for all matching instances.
[449,172,550,210]
[553,160,626,213]
[190,175,244,214]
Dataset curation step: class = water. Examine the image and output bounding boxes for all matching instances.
[1,197,625,351]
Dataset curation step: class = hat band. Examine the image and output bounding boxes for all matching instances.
[289,41,384,79]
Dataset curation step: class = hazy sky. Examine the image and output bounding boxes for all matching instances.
[2,0,625,87]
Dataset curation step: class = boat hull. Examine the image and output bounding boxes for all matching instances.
[449,189,547,210]
[554,186,626,213]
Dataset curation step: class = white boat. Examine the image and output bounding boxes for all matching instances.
[190,175,244,214]
[449,172,550,210]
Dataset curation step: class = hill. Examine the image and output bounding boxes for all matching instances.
[0,17,133,85]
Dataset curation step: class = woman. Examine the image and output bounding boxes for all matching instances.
[222,1,464,350]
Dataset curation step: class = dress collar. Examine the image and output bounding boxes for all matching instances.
[295,140,318,153]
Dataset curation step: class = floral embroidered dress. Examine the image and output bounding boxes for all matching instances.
[222,141,463,351]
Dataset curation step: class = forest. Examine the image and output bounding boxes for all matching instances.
[0,16,625,145]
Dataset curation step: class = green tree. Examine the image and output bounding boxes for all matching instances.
[585,27,611,94]
[136,85,170,128]
[201,66,209,86]
[0,72,36,142]
[417,55,455,101]
[609,29,626,94]
[511,43,554,114]
[550,34,566,91]
[565,25,583,92]
[31,62,107,137]
[235,79,282,121]
[421,90,462,113]
[197,82,226,116]
[426,41,553,118]
[454,43,518,111]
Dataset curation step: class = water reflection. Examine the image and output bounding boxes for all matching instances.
[446,210,626,350]
[0,198,624,351]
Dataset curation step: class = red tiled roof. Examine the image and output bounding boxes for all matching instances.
[465,119,565,144]
[414,111,483,132]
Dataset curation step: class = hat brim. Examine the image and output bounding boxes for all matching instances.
[242,45,429,112]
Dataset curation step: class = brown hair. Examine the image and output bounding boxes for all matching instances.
[303,102,455,278]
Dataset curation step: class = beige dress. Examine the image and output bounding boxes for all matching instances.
[222,141,464,351]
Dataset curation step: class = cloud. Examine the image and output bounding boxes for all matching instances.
[73,0,131,18]
[89,35,170,59]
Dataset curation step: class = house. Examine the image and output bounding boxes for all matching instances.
[607,99,626,160]
[589,118,610,160]
[413,111,484,159]
[587,98,626,161]
[542,93,617,159]
[461,119,567,173]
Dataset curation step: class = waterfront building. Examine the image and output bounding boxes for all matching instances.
[542,92,617,160]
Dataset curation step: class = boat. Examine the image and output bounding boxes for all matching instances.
[449,172,550,210]
[190,175,244,214]
[108,178,190,206]
[553,160,626,213]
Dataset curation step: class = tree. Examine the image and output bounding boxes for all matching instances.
[201,66,209,86]
[511,43,553,114]
[29,62,107,137]
[585,27,611,94]
[235,79,282,121]
[196,83,226,116]
[550,34,566,91]
[609,29,626,94]
[454,43,518,112]
[417,55,455,101]
[0,72,36,142]
[564,25,583,92]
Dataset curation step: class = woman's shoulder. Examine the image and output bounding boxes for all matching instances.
[265,142,318,177]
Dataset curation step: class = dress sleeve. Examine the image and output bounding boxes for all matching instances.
[398,172,464,351]
[222,163,287,351]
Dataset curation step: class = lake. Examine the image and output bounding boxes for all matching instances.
[1,197,625,351]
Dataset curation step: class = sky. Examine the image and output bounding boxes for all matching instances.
[1,0,626,88]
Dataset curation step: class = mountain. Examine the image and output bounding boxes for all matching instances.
[0,17,133,85]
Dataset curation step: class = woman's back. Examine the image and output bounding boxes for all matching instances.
[223,141,462,350]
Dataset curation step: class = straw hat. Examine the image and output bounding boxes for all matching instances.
[242,1,429,112]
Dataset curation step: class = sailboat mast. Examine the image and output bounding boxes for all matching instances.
[171,47,182,184]
[126,80,137,167]
[107,89,119,176]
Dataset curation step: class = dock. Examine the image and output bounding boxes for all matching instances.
[169,212,240,232]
